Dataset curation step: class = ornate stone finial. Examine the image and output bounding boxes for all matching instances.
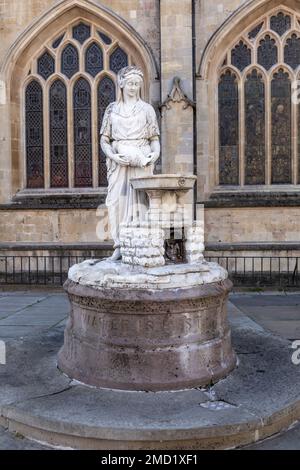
[160,76,195,110]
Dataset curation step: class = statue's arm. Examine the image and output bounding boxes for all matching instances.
[149,137,161,163]
[100,135,129,167]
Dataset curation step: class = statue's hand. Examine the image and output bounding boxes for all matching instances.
[146,152,160,165]
[112,154,130,166]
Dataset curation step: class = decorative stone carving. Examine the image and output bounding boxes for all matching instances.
[160,76,195,110]
[58,68,236,393]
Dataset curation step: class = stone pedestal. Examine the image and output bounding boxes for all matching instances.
[58,260,237,391]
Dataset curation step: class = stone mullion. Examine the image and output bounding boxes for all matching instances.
[292,72,297,185]
[44,82,50,189]
[266,75,271,185]
[240,75,245,187]
[67,82,74,188]
[91,82,98,188]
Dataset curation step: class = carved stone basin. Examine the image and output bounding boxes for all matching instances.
[130,174,197,191]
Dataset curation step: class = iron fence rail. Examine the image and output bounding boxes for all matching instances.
[0,255,300,287]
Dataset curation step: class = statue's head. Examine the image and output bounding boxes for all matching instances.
[117,66,144,102]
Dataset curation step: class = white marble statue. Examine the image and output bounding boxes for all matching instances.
[100,66,161,261]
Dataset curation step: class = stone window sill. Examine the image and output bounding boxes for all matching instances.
[0,188,107,210]
[199,187,300,208]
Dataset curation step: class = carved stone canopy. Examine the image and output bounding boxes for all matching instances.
[160,76,195,110]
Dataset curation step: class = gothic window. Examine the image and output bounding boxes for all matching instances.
[73,78,92,187]
[284,34,300,70]
[218,71,239,185]
[52,34,65,49]
[37,51,55,80]
[231,41,251,71]
[218,9,300,187]
[25,80,44,188]
[244,70,265,185]
[85,42,103,77]
[24,20,136,189]
[248,23,264,40]
[271,70,292,184]
[98,31,112,45]
[98,76,116,186]
[73,22,91,44]
[49,80,68,188]
[270,12,291,36]
[110,46,128,74]
[257,35,278,71]
[61,44,79,79]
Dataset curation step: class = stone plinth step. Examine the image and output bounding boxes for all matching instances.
[1,322,300,449]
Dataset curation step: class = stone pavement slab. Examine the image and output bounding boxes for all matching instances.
[0,426,50,450]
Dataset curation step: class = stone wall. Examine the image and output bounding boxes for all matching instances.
[1,0,300,252]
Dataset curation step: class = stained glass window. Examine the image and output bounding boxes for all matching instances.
[85,42,103,77]
[98,77,116,186]
[25,20,131,189]
[61,44,79,79]
[110,46,128,74]
[37,51,55,80]
[231,41,251,72]
[73,78,93,187]
[248,22,264,40]
[257,35,278,70]
[49,80,68,188]
[218,71,239,185]
[284,34,300,70]
[271,69,292,184]
[52,34,65,49]
[98,31,112,45]
[72,23,91,44]
[245,70,265,185]
[270,12,291,36]
[218,9,300,187]
[25,80,44,188]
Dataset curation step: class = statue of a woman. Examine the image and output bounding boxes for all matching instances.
[100,66,161,261]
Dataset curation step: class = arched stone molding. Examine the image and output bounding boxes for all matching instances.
[196,0,300,199]
[0,0,159,200]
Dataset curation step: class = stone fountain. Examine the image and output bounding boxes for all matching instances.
[58,174,237,391]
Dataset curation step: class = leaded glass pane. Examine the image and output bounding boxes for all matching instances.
[271,69,292,184]
[248,22,264,40]
[49,80,68,188]
[257,35,278,71]
[73,78,93,187]
[37,51,55,80]
[109,46,128,74]
[270,11,291,36]
[85,42,103,77]
[245,70,265,185]
[98,77,116,186]
[231,41,251,71]
[61,44,79,79]
[25,80,44,188]
[72,22,91,44]
[52,33,65,49]
[98,31,112,45]
[284,34,300,69]
[218,71,239,185]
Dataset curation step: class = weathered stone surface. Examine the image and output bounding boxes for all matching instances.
[58,259,236,391]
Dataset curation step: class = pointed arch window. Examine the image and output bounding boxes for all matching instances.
[24,20,136,189]
[49,79,68,188]
[218,9,300,186]
[25,80,44,188]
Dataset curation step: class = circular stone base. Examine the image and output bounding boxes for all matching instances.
[58,260,237,391]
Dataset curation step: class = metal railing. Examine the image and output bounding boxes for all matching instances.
[0,255,300,287]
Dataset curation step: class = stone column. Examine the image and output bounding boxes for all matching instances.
[0,76,12,203]
[160,0,194,176]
